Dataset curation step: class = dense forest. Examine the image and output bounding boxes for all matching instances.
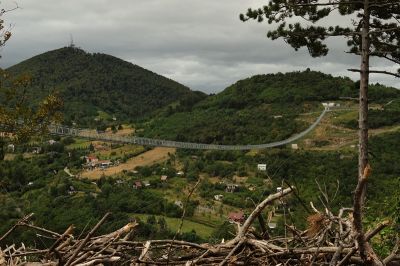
[6,47,206,126]
[137,70,400,144]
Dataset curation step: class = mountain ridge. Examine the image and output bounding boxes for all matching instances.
[6,46,206,126]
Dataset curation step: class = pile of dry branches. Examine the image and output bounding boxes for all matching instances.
[1,185,399,266]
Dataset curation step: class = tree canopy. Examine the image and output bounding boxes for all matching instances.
[240,1,399,264]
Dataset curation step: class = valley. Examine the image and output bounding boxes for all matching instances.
[0,48,399,260]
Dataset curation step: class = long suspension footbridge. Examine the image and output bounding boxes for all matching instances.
[48,106,330,150]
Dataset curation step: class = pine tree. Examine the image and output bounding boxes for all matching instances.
[241,1,399,265]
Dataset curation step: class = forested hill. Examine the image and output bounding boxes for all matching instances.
[137,70,400,144]
[6,46,205,125]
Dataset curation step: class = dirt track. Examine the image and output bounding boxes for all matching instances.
[81,147,175,179]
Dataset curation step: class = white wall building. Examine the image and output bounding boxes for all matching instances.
[257,164,267,171]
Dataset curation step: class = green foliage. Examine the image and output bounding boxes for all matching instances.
[139,70,392,145]
[7,47,205,126]
[0,71,63,143]
[240,0,400,76]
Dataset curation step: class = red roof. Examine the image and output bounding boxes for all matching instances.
[228,211,245,223]
[134,181,142,187]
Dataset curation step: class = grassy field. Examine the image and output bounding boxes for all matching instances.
[81,147,175,179]
[132,213,216,239]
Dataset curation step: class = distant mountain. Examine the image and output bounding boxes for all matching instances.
[137,70,400,144]
[7,46,206,126]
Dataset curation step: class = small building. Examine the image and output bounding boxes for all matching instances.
[228,211,245,224]
[85,155,99,164]
[291,143,299,150]
[174,200,184,209]
[225,184,239,193]
[27,181,34,186]
[273,115,283,119]
[214,194,224,201]
[161,175,168,182]
[248,185,256,192]
[142,180,151,187]
[134,181,142,189]
[68,186,76,195]
[328,102,335,108]
[7,144,15,153]
[176,171,184,176]
[116,179,125,185]
[48,139,57,145]
[322,103,328,107]
[98,160,112,169]
[257,164,267,171]
[32,147,42,154]
[268,222,277,229]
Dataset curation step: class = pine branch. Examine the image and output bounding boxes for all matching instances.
[348,68,400,78]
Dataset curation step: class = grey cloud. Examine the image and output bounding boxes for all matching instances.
[0,0,398,93]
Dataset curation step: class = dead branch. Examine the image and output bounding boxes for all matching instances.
[0,186,398,266]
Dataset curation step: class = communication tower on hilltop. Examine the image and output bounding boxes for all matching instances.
[69,34,75,48]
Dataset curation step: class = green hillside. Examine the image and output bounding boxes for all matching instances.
[137,70,400,144]
[6,46,206,126]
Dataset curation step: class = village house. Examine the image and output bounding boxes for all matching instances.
[84,155,99,169]
[214,194,224,201]
[225,184,239,193]
[248,185,256,192]
[291,143,299,150]
[228,211,245,224]
[7,144,15,153]
[142,180,151,187]
[268,222,277,229]
[174,200,183,209]
[85,155,98,164]
[48,139,57,145]
[98,160,112,169]
[176,171,184,176]
[257,164,267,171]
[68,186,77,195]
[32,147,42,154]
[160,175,168,182]
[134,181,142,189]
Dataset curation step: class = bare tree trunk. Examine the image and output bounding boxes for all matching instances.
[354,2,383,265]
[355,0,371,262]
[359,0,370,188]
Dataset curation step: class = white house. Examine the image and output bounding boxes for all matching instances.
[174,200,184,209]
[7,144,15,153]
[291,144,299,150]
[214,194,224,201]
[257,164,267,171]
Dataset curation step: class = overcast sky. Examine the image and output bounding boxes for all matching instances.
[0,0,399,93]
